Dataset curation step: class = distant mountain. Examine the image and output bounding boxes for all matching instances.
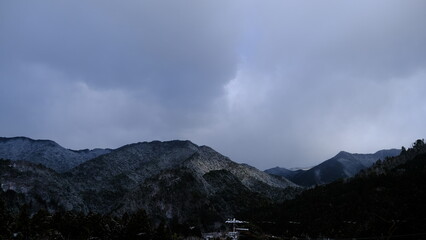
[0,139,299,226]
[264,167,303,179]
[0,137,111,172]
[266,149,400,187]
[255,140,426,239]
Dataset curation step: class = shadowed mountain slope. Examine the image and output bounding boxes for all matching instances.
[258,140,426,239]
[266,149,400,186]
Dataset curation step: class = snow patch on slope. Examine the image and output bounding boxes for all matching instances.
[0,137,111,172]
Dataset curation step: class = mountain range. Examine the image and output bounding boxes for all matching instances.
[0,137,297,226]
[257,140,426,239]
[1,136,424,239]
[0,137,111,172]
[265,149,400,186]
[0,136,406,226]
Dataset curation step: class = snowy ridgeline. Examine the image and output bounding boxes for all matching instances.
[0,138,299,222]
[0,137,111,172]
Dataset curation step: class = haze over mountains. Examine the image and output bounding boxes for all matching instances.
[265,149,400,186]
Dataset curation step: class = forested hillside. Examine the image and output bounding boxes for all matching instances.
[246,140,426,239]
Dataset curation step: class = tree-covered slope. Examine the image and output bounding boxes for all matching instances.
[267,149,400,187]
[250,140,426,239]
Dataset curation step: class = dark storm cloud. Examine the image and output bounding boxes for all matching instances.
[1,1,239,107]
[1,1,426,169]
[0,0,241,146]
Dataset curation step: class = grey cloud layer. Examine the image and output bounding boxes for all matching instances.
[1,1,425,169]
[1,1,239,106]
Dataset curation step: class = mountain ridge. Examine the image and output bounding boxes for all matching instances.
[254,140,426,239]
[266,149,400,186]
[0,137,111,172]
[0,137,299,225]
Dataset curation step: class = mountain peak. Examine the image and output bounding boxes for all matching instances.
[270,149,401,187]
[0,136,59,146]
[0,136,111,172]
[0,136,298,223]
[124,139,199,151]
[334,151,353,159]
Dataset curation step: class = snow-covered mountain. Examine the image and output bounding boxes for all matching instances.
[0,137,111,172]
[266,149,401,187]
[0,139,299,224]
[68,140,298,217]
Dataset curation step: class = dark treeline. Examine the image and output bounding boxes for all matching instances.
[0,204,202,240]
[243,140,426,239]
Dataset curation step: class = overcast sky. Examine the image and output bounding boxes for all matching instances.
[1,1,426,170]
